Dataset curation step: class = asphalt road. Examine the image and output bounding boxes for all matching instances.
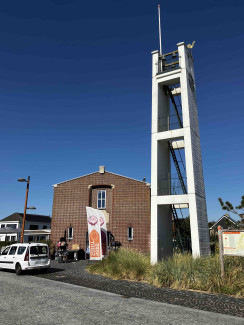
[34,260,244,318]
[0,270,243,325]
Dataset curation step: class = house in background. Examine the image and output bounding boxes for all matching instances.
[209,214,239,235]
[51,166,151,253]
[0,212,51,242]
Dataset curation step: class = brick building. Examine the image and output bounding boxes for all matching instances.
[51,167,151,253]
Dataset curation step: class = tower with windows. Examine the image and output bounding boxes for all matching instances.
[151,42,210,263]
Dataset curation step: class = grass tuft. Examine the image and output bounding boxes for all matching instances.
[87,248,244,297]
[88,248,151,281]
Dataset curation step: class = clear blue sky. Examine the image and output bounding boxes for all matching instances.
[0,0,243,222]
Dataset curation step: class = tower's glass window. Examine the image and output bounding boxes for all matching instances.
[97,190,106,209]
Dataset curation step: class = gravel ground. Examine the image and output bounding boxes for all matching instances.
[32,260,244,318]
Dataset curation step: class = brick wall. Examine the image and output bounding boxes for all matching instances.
[51,171,151,253]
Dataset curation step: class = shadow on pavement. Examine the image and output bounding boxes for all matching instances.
[29,267,65,275]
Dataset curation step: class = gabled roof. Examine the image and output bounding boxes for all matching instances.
[0,213,51,224]
[53,170,151,187]
[209,214,238,230]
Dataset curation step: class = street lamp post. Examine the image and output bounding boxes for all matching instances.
[18,176,36,243]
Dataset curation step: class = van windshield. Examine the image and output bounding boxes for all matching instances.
[30,246,48,255]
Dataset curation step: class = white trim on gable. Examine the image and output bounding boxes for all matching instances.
[209,214,238,230]
[53,171,151,187]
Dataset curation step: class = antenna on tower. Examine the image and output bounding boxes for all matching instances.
[158,4,162,55]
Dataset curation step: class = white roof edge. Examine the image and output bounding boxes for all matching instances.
[53,171,151,187]
[106,171,150,185]
[53,171,98,186]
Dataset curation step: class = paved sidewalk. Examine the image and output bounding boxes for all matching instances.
[33,260,244,318]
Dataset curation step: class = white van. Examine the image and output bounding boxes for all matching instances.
[0,243,50,275]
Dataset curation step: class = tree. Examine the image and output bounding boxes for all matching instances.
[208,221,215,228]
[218,196,244,223]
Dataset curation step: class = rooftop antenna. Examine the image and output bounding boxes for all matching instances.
[158,4,162,55]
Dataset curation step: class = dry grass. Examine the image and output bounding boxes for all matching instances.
[88,248,151,281]
[151,253,244,297]
[87,248,244,297]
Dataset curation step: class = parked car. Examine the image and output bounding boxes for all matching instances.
[0,243,50,275]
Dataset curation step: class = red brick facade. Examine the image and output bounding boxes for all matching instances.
[51,170,151,253]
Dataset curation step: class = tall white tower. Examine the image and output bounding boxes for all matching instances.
[151,42,210,263]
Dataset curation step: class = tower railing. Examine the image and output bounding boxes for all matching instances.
[158,113,183,132]
[156,50,180,74]
[158,177,187,196]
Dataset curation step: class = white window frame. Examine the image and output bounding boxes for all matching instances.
[127,227,133,241]
[6,224,17,229]
[68,227,73,240]
[97,190,106,209]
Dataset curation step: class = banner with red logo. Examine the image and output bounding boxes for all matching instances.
[97,209,108,257]
[86,207,102,260]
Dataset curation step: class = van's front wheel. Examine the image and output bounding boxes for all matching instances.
[15,263,22,275]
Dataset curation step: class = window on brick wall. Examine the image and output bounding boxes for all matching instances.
[127,227,133,241]
[97,190,106,209]
[68,227,73,240]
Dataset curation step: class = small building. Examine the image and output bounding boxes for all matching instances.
[209,214,239,234]
[0,212,51,242]
[51,166,151,253]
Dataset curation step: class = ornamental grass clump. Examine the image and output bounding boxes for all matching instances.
[87,248,151,281]
[87,248,244,297]
[150,254,218,290]
[150,253,244,297]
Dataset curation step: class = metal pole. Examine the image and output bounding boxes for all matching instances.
[20,176,30,243]
[158,5,162,55]
[218,226,224,279]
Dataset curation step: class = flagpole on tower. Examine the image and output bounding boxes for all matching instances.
[158,4,162,55]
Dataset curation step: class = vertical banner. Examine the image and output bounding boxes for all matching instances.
[86,207,102,260]
[97,210,108,257]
